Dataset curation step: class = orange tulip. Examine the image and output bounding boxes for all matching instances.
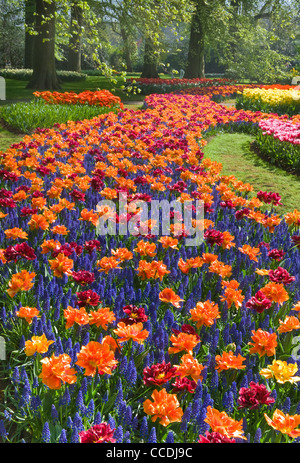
[143,388,183,427]
[28,214,50,231]
[102,335,121,353]
[49,253,73,278]
[134,240,157,257]
[221,231,235,250]
[174,353,205,382]
[189,300,220,328]
[15,306,40,324]
[277,316,300,333]
[292,301,300,311]
[79,208,100,227]
[260,282,289,305]
[75,341,118,377]
[25,334,54,356]
[0,249,7,264]
[168,332,200,355]
[208,260,233,279]
[39,353,77,389]
[238,244,261,261]
[136,260,170,280]
[51,225,69,236]
[111,247,133,262]
[220,280,244,309]
[113,322,149,344]
[178,257,203,274]
[158,236,179,249]
[40,239,61,254]
[96,256,122,273]
[285,209,300,227]
[204,406,247,440]
[100,187,118,200]
[89,307,116,330]
[249,329,277,357]
[64,306,90,329]
[264,409,300,438]
[215,350,246,372]
[31,196,47,209]
[202,253,219,264]
[159,288,183,308]
[7,270,36,298]
[4,227,28,240]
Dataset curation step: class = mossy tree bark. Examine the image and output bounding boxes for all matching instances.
[26,0,61,90]
[120,24,133,72]
[68,0,83,73]
[24,0,35,69]
[185,0,205,79]
[141,37,159,78]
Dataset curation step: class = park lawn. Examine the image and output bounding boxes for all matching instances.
[0,74,233,104]
[0,125,24,152]
[202,132,300,214]
[1,75,147,103]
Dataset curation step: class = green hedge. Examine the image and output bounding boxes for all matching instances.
[0,69,86,82]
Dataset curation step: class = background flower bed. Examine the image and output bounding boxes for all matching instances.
[254,118,300,174]
[0,89,300,443]
[236,87,300,117]
[0,91,123,134]
[126,77,237,95]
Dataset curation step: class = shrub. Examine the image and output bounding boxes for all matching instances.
[0,69,86,82]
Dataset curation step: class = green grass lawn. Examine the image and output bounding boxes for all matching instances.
[0,125,25,152]
[0,75,148,105]
[203,132,300,214]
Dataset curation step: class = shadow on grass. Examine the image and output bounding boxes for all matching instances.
[203,132,300,213]
[243,140,300,183]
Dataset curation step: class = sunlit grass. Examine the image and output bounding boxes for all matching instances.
[1,75,146,104]
[0,125,24,152]
[0,98,123,134]
[203,132,300,214]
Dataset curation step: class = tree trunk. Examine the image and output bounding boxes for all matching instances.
[68,1,83,72]
[141,37,159,78]
[24,0,35,69]
[27,0,60,90]
[228,0,242,57]
[120,25,132,72]
[185,0,205,79]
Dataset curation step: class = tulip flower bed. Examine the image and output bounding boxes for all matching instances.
[175,83,262,102]
[254,118,300,174]
[236,87,300,116]
[1,90,300,445]
[33,90,124,108]
[126,77,236,95]
[0,91,123,134]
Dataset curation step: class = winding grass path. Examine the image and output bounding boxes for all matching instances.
[202,132,300,214]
